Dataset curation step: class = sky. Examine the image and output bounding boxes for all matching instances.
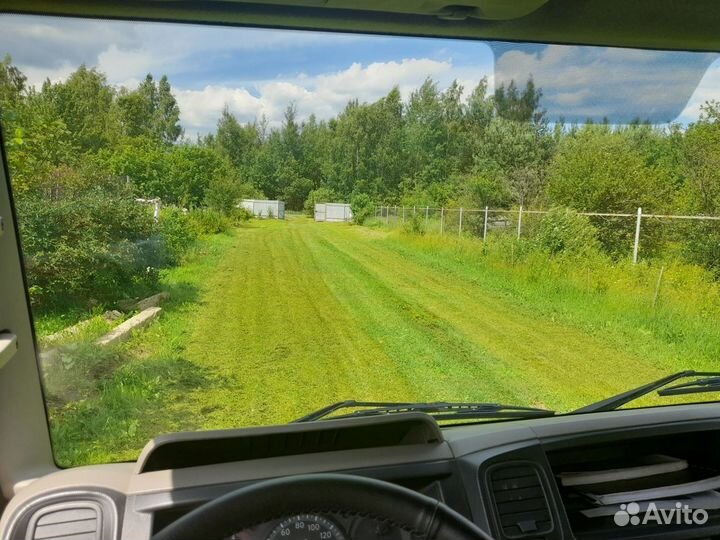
[1,14,720,136]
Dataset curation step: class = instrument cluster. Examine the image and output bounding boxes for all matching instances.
[226,512,406,540]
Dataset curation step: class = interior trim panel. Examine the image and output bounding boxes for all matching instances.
[2,405,720,540]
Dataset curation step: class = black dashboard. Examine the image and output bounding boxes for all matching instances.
[3,404,720,540]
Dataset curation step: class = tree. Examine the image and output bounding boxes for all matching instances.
[42,65,115,152]
[116,74,181,143]
[494,77,545,124]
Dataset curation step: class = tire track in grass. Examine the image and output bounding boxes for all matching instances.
[313,224,666,410]
[181,221,412,428]
[302,225,528,405]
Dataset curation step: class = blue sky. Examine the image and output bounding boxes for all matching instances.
[1,14,719,135]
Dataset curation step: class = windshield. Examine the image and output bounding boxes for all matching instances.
[2,14,720,467]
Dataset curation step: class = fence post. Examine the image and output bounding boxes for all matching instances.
[459,208,464,235]
[653,265,666,308]
[413,206,416,216]
[386,206,389,225]
[517,205,523,239]
[402,206,405,222]
[440,207,445,234]
[425,206,429,223]
[483,206,489,241]
[633,207,642,264]
[153,199,161,223]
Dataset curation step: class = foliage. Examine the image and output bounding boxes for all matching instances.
[204,175,242,215]
[158,207,196,265]
[350,193,374,225]
[547,126,668,257]
[402,213,426,235]
[535,207,601,256]
[303,187,337,216]
[2,53,720,279]
[17,190,157,307]
[188,208,232,235]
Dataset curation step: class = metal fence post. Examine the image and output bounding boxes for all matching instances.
[386,206,389,225]
[425,206,429,223]
[517,205,523,239]
[483,206,489,241]
[633,207,642,264]
[413,206,416,216]
[440,207,445,234]
[459,208,464,235]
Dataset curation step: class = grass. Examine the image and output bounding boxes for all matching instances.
[46,216,720,466]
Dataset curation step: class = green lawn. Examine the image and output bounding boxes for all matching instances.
[48,216,720,465]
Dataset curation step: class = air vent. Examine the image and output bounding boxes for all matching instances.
[488,463,553,539]
[27,501,101,540]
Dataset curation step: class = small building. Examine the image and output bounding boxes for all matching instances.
[315,202,353,222]
[240,199,285,219]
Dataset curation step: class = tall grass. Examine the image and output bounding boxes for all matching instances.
[386,230,720,371]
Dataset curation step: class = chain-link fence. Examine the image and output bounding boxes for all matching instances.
[373,205,720,265]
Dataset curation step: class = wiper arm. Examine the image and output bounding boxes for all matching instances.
[294,400,555,423]
[659,376,720,396]
[573,370,720,413]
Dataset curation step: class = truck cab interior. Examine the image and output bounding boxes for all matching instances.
[1,1,720,539]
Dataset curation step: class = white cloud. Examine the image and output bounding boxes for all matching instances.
[677,60,720,123]
[493,44,718,123]
[176,58,490,135]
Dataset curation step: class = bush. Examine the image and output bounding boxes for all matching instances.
[17,190,157,308]
[204,175,241,215]
[304,187,337,217]
[157,207,196,265]
[535,207,601,256]
[188,208,232,235]
[228,206,253,225]
[351,193,374,225]
[682,221,720,277]
[402,213,426,235]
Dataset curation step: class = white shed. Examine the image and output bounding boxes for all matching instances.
[315,203,353,222]
[241,199,285,219]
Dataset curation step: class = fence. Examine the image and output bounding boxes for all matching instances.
[374,205,720,264]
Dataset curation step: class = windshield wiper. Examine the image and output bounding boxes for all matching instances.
[573,370,720,413]
[293,400,555,423]
[658,376,720,396]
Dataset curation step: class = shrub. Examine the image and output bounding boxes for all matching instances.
[681,221,720,277]
[204,175,241,215]
[188,208,232,234]
[535,207,601,256]
[17,190,157,308]
[351,193,374,225]
[304,187,337,217]
[228,206,253,225]
[402,213,426,235]
[157,207,196,265]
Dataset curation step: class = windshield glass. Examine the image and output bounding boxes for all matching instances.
[2,15,720,467]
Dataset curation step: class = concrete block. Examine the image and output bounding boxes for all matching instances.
[96,307,162,347]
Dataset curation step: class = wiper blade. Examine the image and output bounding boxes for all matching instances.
[573,370,720,413]
[293,400,555,423]
[659,376,720,396]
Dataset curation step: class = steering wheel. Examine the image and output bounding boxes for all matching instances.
[151,473,494,540]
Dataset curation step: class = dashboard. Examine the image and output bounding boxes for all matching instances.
[225,513,406,540]
[3,404,720,540]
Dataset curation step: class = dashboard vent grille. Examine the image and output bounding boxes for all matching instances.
[28,501,101,540]
[489,463,553,539]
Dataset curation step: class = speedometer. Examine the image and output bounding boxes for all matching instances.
[266,514,346,540]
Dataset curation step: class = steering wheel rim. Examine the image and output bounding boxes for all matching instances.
[151,473,494,540]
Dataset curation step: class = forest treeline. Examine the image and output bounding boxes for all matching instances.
[1,54,720,304]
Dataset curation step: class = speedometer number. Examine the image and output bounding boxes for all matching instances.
[266,515,346,540]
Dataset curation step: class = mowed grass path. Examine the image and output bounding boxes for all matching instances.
[175,216,672,429]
